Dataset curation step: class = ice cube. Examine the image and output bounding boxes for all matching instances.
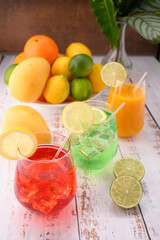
[91,135,109,152]
[79,145,99,159]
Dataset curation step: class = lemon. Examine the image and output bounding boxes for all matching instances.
[88,63,106,93]
[0,126,37,160]
[43,75,70,104]
[92,107,107,125]
[70,78,93,101]
[4,64,17,85]
[51,56,73,81]
[113,157,145,181]
[69,54,93,77]
[101,62,127,88]
[62,102,94,134]
[66,42,92,58]
[110,176,143,209]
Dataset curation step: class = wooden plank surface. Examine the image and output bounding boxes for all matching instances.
[0,54,160,240]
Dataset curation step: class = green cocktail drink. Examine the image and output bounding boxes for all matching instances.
[70,101,118,170]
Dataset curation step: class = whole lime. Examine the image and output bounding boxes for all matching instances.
[69,54,93,77]
[70,78,93,101]
[4,64,17,85]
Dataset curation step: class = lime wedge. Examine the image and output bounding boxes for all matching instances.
[92,107,107,125]
[110,176,143,209]
[0,126,37,160]
[113,157,145,181]
[62,101,94,134]
[101,62,127,88]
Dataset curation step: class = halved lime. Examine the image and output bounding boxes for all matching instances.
[110,176,143,209]
[92,107,107,125]
[101,62,127,88]
[62,101,94,134]
[113,157,145,181]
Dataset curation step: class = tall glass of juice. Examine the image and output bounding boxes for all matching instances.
[71,100,118,170]
[107,70,145,137]
[14,131,77,215]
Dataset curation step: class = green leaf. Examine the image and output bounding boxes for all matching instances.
[89,0,120,48]
[131,0,160,13]
[113,0,136,17]
[121,14,160,43]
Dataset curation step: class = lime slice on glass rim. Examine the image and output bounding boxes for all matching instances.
[92,107,107,125]
[110,175,143,209]
[0,126,37,160]
[101,62,127,88]
[113,157,145,181]
[62,101,94,134]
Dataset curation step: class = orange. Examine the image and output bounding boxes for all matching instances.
[24,35,59,65]
[66,95,76,102]
[88,63,106,93]
[14,52,26,64]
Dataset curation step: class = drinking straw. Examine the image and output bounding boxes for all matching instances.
[133,72,147,93]
[106,102,125,123]
[53,126,74,160]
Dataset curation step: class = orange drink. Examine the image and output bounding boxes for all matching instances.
[107,71,145,137]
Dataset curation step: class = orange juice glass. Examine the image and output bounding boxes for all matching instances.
[107,70,145,137]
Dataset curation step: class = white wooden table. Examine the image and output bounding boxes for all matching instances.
[0,54,160,240]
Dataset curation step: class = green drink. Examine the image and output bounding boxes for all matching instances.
[70,101,118,170]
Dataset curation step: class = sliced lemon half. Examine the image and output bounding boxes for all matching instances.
[92,107,107,125]
[101,62,127,88]
[0,127,37,160]
[62,101,94,134]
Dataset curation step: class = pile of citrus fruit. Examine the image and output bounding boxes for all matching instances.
[4,35,106,104]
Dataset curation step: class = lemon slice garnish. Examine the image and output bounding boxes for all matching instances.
[0,127,37,160]
[92,107,107,125]
[62,102,94,134]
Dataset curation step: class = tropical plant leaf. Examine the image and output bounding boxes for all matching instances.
[89,0,120,48]
[121,14,160,43]
[113,0,136,17]
[131,0,160,13]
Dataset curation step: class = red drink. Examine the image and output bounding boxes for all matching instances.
[14,144,77,215]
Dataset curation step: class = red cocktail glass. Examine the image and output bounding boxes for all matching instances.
[14,131,77,215]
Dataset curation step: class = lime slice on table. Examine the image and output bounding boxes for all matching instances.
[92,107,107,125]
[101,62,127,88]
[113,157,145,181]
[110,176,143,209]
[0,127,37,160]
[62,101,94,135]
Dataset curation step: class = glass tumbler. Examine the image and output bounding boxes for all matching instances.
[14,131,77,215]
